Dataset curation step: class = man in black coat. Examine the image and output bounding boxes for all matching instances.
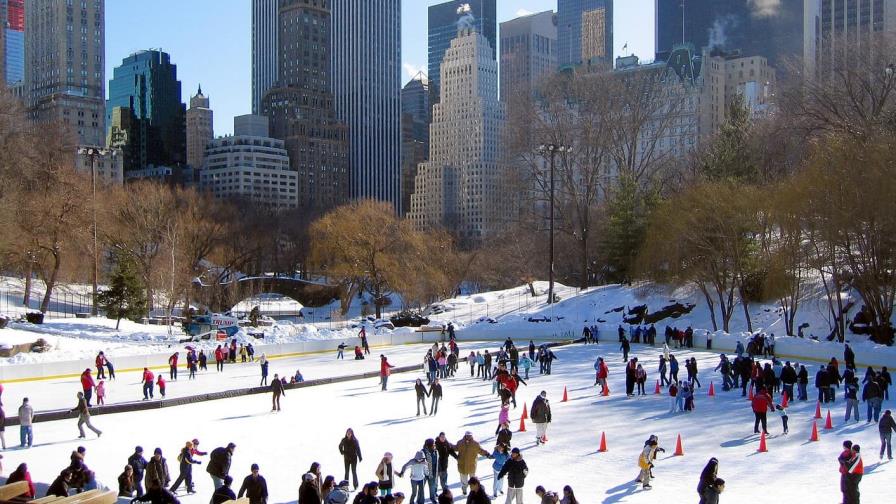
[465,477,490,504]
[271,375,285,411]
[211,476,236,504]
[497,448,529,503]
[207,443,235,490]
[781,361,798,401]
[129,446,148,497]
[237,464,268,504]
[531,392,552,445]
[435,432,456,492]
[338,429,362,490]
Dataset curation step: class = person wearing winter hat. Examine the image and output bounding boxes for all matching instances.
[498,447,529,504]
[375,452,394,496]
[466,477,490,504]
[398,451,429,504]
[455,432,488,496]
[298,472,320,504]
[324,480,350,504]
[238,464,268,504]
[211,476,236,504]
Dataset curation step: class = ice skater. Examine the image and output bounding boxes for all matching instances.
[71,392,102,439]
[415,378,429,416]
[636,435,664,490]
[531,391,552,445]
[271,373,285,411]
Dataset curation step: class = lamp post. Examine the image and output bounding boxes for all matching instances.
[537,143,570,305]
[77,147,110,316]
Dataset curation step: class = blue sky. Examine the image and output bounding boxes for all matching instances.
[106,1,654,135]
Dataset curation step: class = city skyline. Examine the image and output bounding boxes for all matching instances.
[106,0,654,135]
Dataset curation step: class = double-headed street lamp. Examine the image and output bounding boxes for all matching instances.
[77,146,111,316]
[537,143,571,305]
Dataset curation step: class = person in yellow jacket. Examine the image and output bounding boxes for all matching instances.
[636,435,664,490]
[455,432,489,496]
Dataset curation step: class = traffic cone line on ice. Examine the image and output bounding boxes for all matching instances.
[598,432,608,452]
[673,434,684,456]
[654,380,661,395]
[518,416,527,432]
[809,421,819,442]
[781,391,789,408]
[562,386,568,402]
[708,382,716,397]
[825,410,833,430]
[758,432,768,453]
[815,401,822,419]
[521,403,528,420]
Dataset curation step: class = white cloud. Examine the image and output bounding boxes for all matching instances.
[403,63,427,81]
[516,9,533,17]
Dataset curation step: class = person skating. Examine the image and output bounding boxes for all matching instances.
[497,447,528,504]
[271,373,285,411]
[465,477,490,504]
[337,342,347,360]
[339,428,362,490]
[862,377,883,423]
[879,410,896,461]
[170,441,201,494]
[129,446,149,496]
[559,485,578,504]
[381,355,395,391]
[435,433,457,493]
[214,346,225,372]
[260,355,269,386]
[397,451,429,504]
[845,378,861,422]
[131,478,180,504]
[636,435,664,490]
[636,364,647,396]
[298,472,322,504]
[531,391,552,445]
[146,448,171,492]
[429,378,442,416]
[843,444,863,504]
[238,464,269,504]
[422,438,439,503]
[534,486,558,504]
[169,352,179,380]
[697,458,723,504]
[751,387,774,435]
[96,352,107,380]
[211,476,236,504]
[207,443,236,490]
[455,432,489,496]
[71,391,102,438]
[376,453,395,497]
[490,443,509,498]
[775,403,789,434]
[142,368,155,400]
[414,379,430,416]
[620,337,630,362]
[120,465,137,497]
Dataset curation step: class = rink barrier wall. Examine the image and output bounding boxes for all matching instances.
[2,339,575,426]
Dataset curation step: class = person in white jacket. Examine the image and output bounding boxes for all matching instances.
[398,451,430,504]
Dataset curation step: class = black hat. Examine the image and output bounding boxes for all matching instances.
[154,448,162,455]
[511,447,520,454]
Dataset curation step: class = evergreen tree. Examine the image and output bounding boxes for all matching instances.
[601,175,659,284]
[97,254,146,330]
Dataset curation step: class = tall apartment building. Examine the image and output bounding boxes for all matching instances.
[804,0,896,77]
[409,27,507,246]
[428,0,496,101]
[262,0,349,213]
[3,0,23,85]
[201,115,296,210]
[558,0,613,68]
[1,0,6,87]
[186,85,214,169]
[655,0,805,69]
[25,0,106,146]
[500,10,558,102]
[400,74,430,217]
[701,49,776,135]
[106,50,186,172]
[332,0,402,211]
[252,0,278,115]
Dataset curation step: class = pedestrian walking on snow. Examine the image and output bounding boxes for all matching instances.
[71,392,102,438]
[271,374,285,411]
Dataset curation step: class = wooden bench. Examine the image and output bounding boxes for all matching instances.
[223,499,250,504]
[72,490,116,504]
[0,481,30,501]
[55,490,99,504]
[29,496,64,504]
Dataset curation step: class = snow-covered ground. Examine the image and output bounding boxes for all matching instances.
[0,341,891,502]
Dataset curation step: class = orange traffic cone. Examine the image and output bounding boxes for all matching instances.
[602,386,610,397]
[748,386,754,401]
[518,416,527,432]
[562,386,568,402]
[814,401,822,419]
[654,380,661,395]
[781,391,789,408]
[521,403,528,420]
[708,382,716,397]
[673,434,684,456]
[758,432,768,453]
[825,410,833,430]
[809,421,819,442]
[598,432,608,452]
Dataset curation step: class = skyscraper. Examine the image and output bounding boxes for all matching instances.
[187,85,214,170]
[252,0,278,115]
[804,0,896,77]
[25,0,106,146]
[558,0,613,68]
[106,50,186,171]
[400,73,430,216]
[263,0,349,213]
[428,0,496,98]
[1,1,6,88]
[655,0,806,68]
[500,11,558,102]
[409,23,507,246]
[332,0,402,211]
[3,0,23,85]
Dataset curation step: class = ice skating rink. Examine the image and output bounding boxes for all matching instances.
[1,341,891,503]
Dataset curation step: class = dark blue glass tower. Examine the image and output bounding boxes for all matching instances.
[558,0,613,68]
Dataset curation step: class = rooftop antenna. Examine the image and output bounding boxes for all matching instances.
[681,0,686,45]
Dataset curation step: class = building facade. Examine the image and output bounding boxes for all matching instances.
[409,28,507,246]
[106,50,186,172]
[701,49,776,135]
[3,0,25,86]
[201,115,296,210]
[186,85,214,169]
[25,0,105,146]
[75,148,124,186]
[655,0,805,69]
[252,0,278,115]
[804,0,896,77]
[262,0,349,213]
[400,73,430,216]
[332,0,402,211]
[500,10,557,102]
[558,0,612,68]
[428,0,496,100]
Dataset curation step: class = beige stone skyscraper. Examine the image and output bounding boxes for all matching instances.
[408,26,507,247]
[25,0,105,146]
[187,85,214,169]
